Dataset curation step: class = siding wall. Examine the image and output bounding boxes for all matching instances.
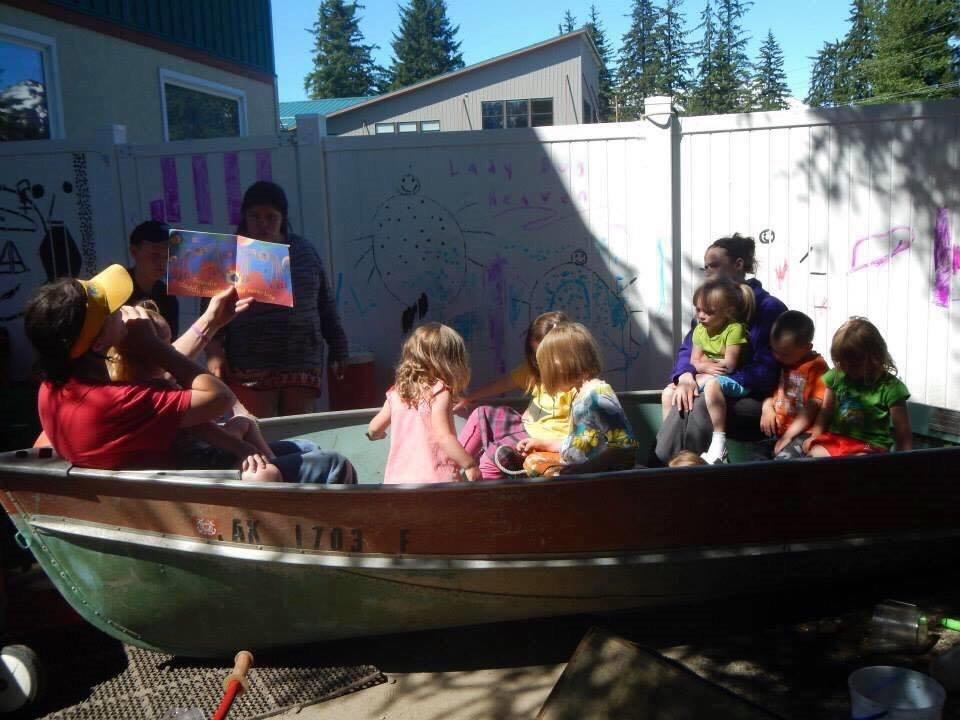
[327,39,586,136]
[0,4,277,143]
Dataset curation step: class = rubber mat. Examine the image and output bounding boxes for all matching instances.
[38,641,386,720]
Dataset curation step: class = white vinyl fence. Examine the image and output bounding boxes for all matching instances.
[2,97,960,411]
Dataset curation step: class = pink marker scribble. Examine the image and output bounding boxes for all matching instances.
[160,157,181,222]
[775,260,788,289]
[192,155,211,224]
[223,152,242,226]
[934,207,953,307]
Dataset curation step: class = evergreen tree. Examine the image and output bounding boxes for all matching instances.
[862,0,959,104]
[303,0,380,98]
[688,0,719,114]
[649,0,694,107]
[616,0,659,119]
[835,0,878,103]
[586,4,614,120]
[709,0,753,113]
[806,40,841,107]
[750,30,790,110]
[559,9,577,35]
[386,0,464,90]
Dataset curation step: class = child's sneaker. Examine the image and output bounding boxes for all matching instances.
[700,448,728,465]
[494,445,527,476]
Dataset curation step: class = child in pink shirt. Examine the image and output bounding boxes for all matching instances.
[368,323,481,483]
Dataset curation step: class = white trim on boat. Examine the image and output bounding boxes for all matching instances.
[28,516,960,572]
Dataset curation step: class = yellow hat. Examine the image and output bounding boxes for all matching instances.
[68,264,134,359]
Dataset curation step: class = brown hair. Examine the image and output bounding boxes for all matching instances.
[668,450,708,467]
[830,317,896,382]
[535,322,602,395]
[693,278,755,325]
[23,279,87,383]
[523,311,569,392]
[394,323,470,407]
[106,302,172,383]
[709,233,757,275]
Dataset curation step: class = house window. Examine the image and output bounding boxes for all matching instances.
[583,100,594,124]
[531,98,553,127]
[375,122,395,134]
[481,101,503,130]
[160,69,246,141]
[421,120,440,132]
[483,98,553,130]
[397,121,418,133]
[0,25,63,141]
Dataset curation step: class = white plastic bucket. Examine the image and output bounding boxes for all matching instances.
[849,666,945,719]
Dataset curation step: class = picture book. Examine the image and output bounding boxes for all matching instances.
[167,230,293,307]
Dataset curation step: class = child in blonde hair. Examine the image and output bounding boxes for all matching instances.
[516,322,637,477]
[107,303,280,481]
[662,278,754,464]
[368,323,481,483]
[457,311,571,478]
[803,317,911,456]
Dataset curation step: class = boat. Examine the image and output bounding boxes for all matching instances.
[2,391,960,658]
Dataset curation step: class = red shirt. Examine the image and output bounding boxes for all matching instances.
[38,379,191,469]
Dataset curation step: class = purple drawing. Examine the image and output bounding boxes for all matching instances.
[485,255,507,374]
[192,155,212,224]
[849,226,913,273]
[160,157,181,223]
[224,152,242,226]
[934,208,953,307]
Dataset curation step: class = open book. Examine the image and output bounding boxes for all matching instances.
[167,230,293,307]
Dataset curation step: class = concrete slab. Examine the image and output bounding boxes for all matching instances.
[275,665,565,720]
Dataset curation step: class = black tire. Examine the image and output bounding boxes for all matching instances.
[0,644,40,712]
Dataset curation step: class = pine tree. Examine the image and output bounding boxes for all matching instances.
[709,0,753,113]
[750,30,790,110]
[834,0,878,104]
[649,0,694,107]
[806,40,841,107]
[559,9,577,35]
[862,0,959,104]
[586,5,614,120]
[688,0,719,114]
[303,0,380,98]
[386,0,464,90]
[616,0,659,119]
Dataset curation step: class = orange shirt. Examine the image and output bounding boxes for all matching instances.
[772,354,829,434]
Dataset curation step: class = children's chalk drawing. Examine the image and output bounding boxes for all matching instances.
[352,173,492,332]
[525,249,643,382]
[849,226,913,273]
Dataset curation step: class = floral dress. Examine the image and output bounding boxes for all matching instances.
[561,379,638,464]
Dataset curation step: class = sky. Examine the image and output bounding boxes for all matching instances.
[272,0,852,104]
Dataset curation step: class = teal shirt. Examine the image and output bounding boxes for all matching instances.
[824,369,910,448]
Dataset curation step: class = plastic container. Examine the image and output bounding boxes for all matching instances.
[328,352,377,411]
[848,666,945,719]
[870,600,930,651]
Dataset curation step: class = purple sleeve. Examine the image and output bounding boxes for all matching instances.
[727,296,788,396]
[670,325,696,384]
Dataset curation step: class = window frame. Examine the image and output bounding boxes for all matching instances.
[397,121,418,133]
[531,97,553,127]
[0,23,64,140]
[374,122,396,134]
[159,67,247,142]
[483,98,554,130]
[420,120,440,132]
[481,100,504,130]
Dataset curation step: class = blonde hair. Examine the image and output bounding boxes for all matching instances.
[106,302,171,383]
[535,322,602,395]
[693,278,755,325]
[523,311,569,392]
[668,450,708,467]
[830,317,896,382]
[394,323,470,407]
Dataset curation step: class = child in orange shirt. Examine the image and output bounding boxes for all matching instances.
[760,310,828,459]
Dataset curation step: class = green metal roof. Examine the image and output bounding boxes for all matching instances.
[41,0,275,74]
[278,98,373,128]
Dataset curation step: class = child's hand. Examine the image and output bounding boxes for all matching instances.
[516,438,542,455]
[702,361,730,376]
[452,397,472,413]
[365,429,386,441]
[760,405,779,437]
[801,432,821,455]
[463,465,482,482]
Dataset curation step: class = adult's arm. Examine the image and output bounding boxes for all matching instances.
[121,308,235,427]
[316,255,348,364]
[671,324,696,383]
[726,296,787,396]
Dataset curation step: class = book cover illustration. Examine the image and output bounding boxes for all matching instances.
[167,230,293,307]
